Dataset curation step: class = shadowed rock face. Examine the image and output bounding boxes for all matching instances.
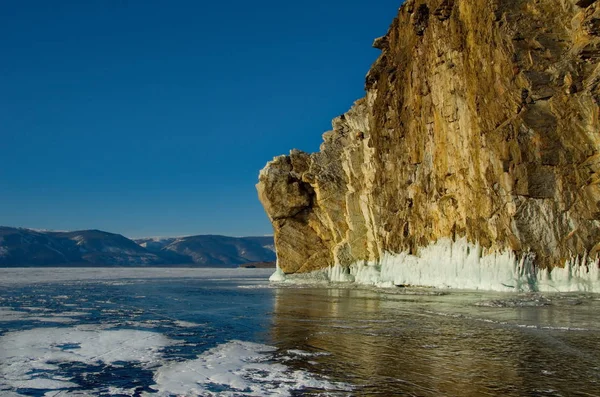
[257,0,600,274]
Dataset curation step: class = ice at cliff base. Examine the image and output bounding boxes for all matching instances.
[270,238,600,292]
[269,264,287,282]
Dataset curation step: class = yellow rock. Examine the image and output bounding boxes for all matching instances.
[257,0,600,275]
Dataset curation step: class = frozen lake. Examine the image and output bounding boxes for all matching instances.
[1,268,599,396]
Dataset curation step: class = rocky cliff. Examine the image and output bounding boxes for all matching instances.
[257,0,600,291]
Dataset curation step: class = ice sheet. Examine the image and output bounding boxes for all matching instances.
[0,267,274,285]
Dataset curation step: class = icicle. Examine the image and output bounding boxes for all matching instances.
[279,237,600,292]
[269,262,287,282]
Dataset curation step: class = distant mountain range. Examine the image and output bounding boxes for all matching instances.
[135,235,275,266]
[0,227,275,267]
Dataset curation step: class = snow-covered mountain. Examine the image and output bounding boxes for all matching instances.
[134,235,276,266]
[136,237,176,251]
[0,227,275,267]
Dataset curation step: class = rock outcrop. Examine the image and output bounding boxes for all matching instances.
[257,0,600,290]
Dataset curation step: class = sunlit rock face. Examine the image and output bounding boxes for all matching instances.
[257,0,600,285]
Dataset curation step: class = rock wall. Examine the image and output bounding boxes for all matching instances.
[257,0,600,285]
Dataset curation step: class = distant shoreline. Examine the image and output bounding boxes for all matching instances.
[238,261,276,269]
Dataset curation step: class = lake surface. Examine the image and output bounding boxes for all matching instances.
[1,268,599,396]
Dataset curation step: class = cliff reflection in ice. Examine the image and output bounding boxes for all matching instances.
[269,286,600,396]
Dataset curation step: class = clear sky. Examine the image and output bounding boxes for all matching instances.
[0,0,402,238]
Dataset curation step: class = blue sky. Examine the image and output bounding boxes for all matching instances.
[0,0,401,238]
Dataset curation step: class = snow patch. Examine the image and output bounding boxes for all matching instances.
[0,308,79,324]
[263,244,276,253]
[174,320,202,328]
[0,324,348,396]
[150,340,351,397]
[0,326,173,392]
[0,236,7,257]
[71,235,85,245]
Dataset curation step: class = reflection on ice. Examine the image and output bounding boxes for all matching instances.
[2,268,599,396]
[270,287,600,396]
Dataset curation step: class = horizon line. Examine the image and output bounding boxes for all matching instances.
[0,225,274,240]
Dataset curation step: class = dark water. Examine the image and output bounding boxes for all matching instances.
[1,269,599,396]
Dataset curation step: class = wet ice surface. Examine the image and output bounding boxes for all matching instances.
[0,268,349,396]
[1,268,600,396]
[271,286,600,397]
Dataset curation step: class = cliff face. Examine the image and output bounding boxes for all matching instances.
[257,0,600,288]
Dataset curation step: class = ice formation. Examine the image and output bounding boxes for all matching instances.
[0,327,173,392]
[270,238,600,292]
[151,340,350,397]
[269,263,287,282]
[0,326,350,396]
